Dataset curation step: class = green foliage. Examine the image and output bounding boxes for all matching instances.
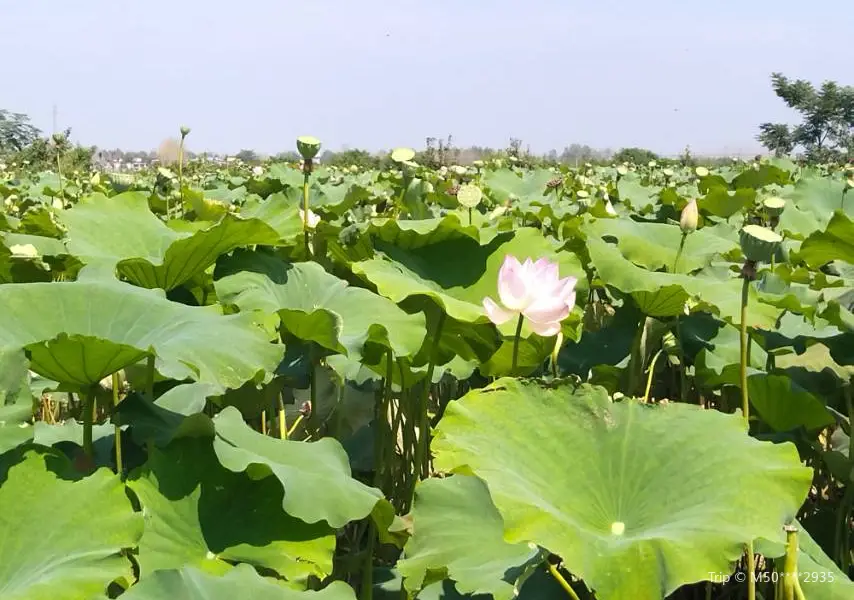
[758,72,854,163]
[0,109,40,154]
[612,146,660,164]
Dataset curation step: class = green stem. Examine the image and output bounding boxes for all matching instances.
[361,522,376,600]
[146,353,156,402]
[547,562,581,600]
[303,165,312,258]
[82,385,94,459]
[739,276,751,429]
[511,314,524,374]
[278,392,287,439]
[739,272,756,600]
[177,139,185,218]
[287,414,304,438]
[642,349,664,403]
[376,351,394,491]
[672,232,687,274]
[413,311,446,486]
[468,206,472,226]
[112,372,122,476]
[675,317,688,402]
[551,331,563,378]
[56,151,66,207]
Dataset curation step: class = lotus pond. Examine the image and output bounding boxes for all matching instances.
[0,146,853,600]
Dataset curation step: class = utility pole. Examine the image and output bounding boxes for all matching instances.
[52,104,58,135]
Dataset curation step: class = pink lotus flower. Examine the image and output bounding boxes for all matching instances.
[482,256,577,336]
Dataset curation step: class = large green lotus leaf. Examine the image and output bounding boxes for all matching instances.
[0,392,34,455]
[433,378,812,600]
[0,280,281,387]
[121,564,357,600]
[747,373,834,432]
[366,213,497,248]
[1,232,68,257]
[780,177,851,230]
[616,176,661,210]
[352,228,585,326]
[127,437,334,583]
[215,259,425,360]
[310,179,369,216]
[588,237,781,326]
[701,186,755,218]
[0,448,143,600]
[241,190,304,241]
[212,406,383,528]
[117,382,218,447]
[583,218,738,273]
[693,321,767,387]
[797,211,854,268]
[61,192,281,290]
[482,169,552,204]
[33,420,116,466]
[399,475,538,599]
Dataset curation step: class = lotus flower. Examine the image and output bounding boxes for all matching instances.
[483,256,577,336]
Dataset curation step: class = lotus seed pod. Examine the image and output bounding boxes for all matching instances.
[296,136,322,160]
[180,126,191,138]
[695,166,709,177]
[648,160,657,168]
[846,177,854,190]
[450,165,467,176]
[51,132,65,144]
[472,160,484,168]
[680,199,699,234]
[616,165,628,176]
[457,184,482,208]
[739,224,782,263]
[391,147,415,163]
[762,196,786,218]
[663,168,674,177]
[546,177,563,189]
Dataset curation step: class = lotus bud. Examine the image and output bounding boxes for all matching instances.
[762,197,786,218]
[604,200,617,216]
[296,136,321,160]
[180,126,191,138]
[680,199,698,234]
[739,224,782,263]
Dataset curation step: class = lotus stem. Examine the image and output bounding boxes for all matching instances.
[676,318,688,402]
[302,160,312,258]
[261,409,267,435]
[146,353,155,403]
[413,311,446,487]
[511,314,524,374]
[112,372,122,476]
[361,521,375,600]
[551,330,563,378]
[643,349,664,404]
[672,232,687,274]
[547,561,581,600]
[278,392,287,439]
[286,414,304,438]
[738,265,756,600]
[82,385,95,460]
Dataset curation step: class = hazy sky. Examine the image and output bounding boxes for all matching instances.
[1,0,850,156]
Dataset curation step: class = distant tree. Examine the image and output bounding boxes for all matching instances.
[612,147,659,165]
[322,148,380,169]
[757,72,854,162]
[272,151,300,162]
[235,149,260,163]
[11,127,94,172]
[0,109,41,154]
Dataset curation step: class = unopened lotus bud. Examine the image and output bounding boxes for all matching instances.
[739,224,782,263]
[296,136,321,160]
[762,197,786,218]
[680,199,699,234]
[179,126,191,138]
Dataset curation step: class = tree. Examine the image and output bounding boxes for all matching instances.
[0,109,41,154]
[612,147,659,165]
[757,73,854,162]
[235,149,260,163]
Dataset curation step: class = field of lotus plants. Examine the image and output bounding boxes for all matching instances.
[1,137,853,600]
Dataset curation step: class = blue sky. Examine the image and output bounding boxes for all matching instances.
[1,0,849,156]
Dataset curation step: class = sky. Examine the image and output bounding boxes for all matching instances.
[1,0,850,157]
